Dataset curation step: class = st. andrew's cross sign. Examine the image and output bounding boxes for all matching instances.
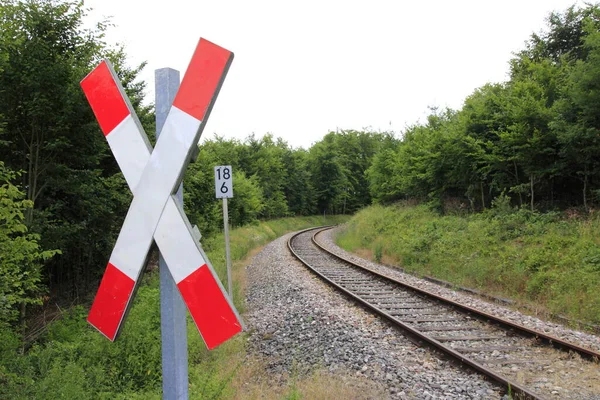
[81,38,243,349]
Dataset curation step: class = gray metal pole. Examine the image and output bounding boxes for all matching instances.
[155,68,188,400]
[223,197,232,298]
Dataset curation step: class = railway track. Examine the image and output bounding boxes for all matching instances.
[288,227,600,400]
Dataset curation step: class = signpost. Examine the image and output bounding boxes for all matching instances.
[214,166,233,298]
[155,67,188,400]
[81,38,244,359]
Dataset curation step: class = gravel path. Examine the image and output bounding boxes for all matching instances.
[245,232,508,399]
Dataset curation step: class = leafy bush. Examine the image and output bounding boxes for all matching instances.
[0,162,59,327]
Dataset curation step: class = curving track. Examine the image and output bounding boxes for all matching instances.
[288,226,600,400]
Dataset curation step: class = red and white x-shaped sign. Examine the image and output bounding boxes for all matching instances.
[80,38,243,349]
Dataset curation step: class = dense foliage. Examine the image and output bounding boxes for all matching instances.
[0,0,388,336]
[368,4,600,212]
[185,131,395,236]
[0,162,58,329]
[0,0,152,313]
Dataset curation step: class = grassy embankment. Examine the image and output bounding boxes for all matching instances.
[1,215,354,400]
[336,201,600,327]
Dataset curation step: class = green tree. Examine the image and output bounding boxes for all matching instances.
[238,134,289,218]
[500,72,558,210]
[516,4,600,65]
[281,148,316,215]
[309,133,349,214]
[0,0,151,301]
[366,3,600,212]
[183,138,235,236]
[367,145,408,204]
[0,162,58,328]
[460,83,513,206]
[0,0,108,224]
[228,171,265,226]
[310,130,395,213]
[552,21,600,210]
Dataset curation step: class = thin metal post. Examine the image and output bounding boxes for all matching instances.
[223,197,232,298]
[156,68,188,400]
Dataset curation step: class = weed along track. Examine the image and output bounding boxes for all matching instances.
[288,227,600,400]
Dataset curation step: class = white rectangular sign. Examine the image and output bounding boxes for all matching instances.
[214,165,233,198]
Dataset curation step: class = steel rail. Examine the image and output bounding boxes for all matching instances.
[287,226,598,400]
[310,227,600,362]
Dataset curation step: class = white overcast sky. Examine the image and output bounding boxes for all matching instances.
[83,0,584,149]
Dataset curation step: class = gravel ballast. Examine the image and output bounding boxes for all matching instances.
[245,232,509,399]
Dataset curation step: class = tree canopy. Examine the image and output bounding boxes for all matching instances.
[0,0,151,316]
[368,3,600,213]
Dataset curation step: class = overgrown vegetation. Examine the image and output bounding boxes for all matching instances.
[337,202,600,325]
[0,162,59,329]
[0,0,152,311]
[0,214,348,399]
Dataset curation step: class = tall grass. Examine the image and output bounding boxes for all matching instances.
[0,214,349,399]
[336,203,600,325]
